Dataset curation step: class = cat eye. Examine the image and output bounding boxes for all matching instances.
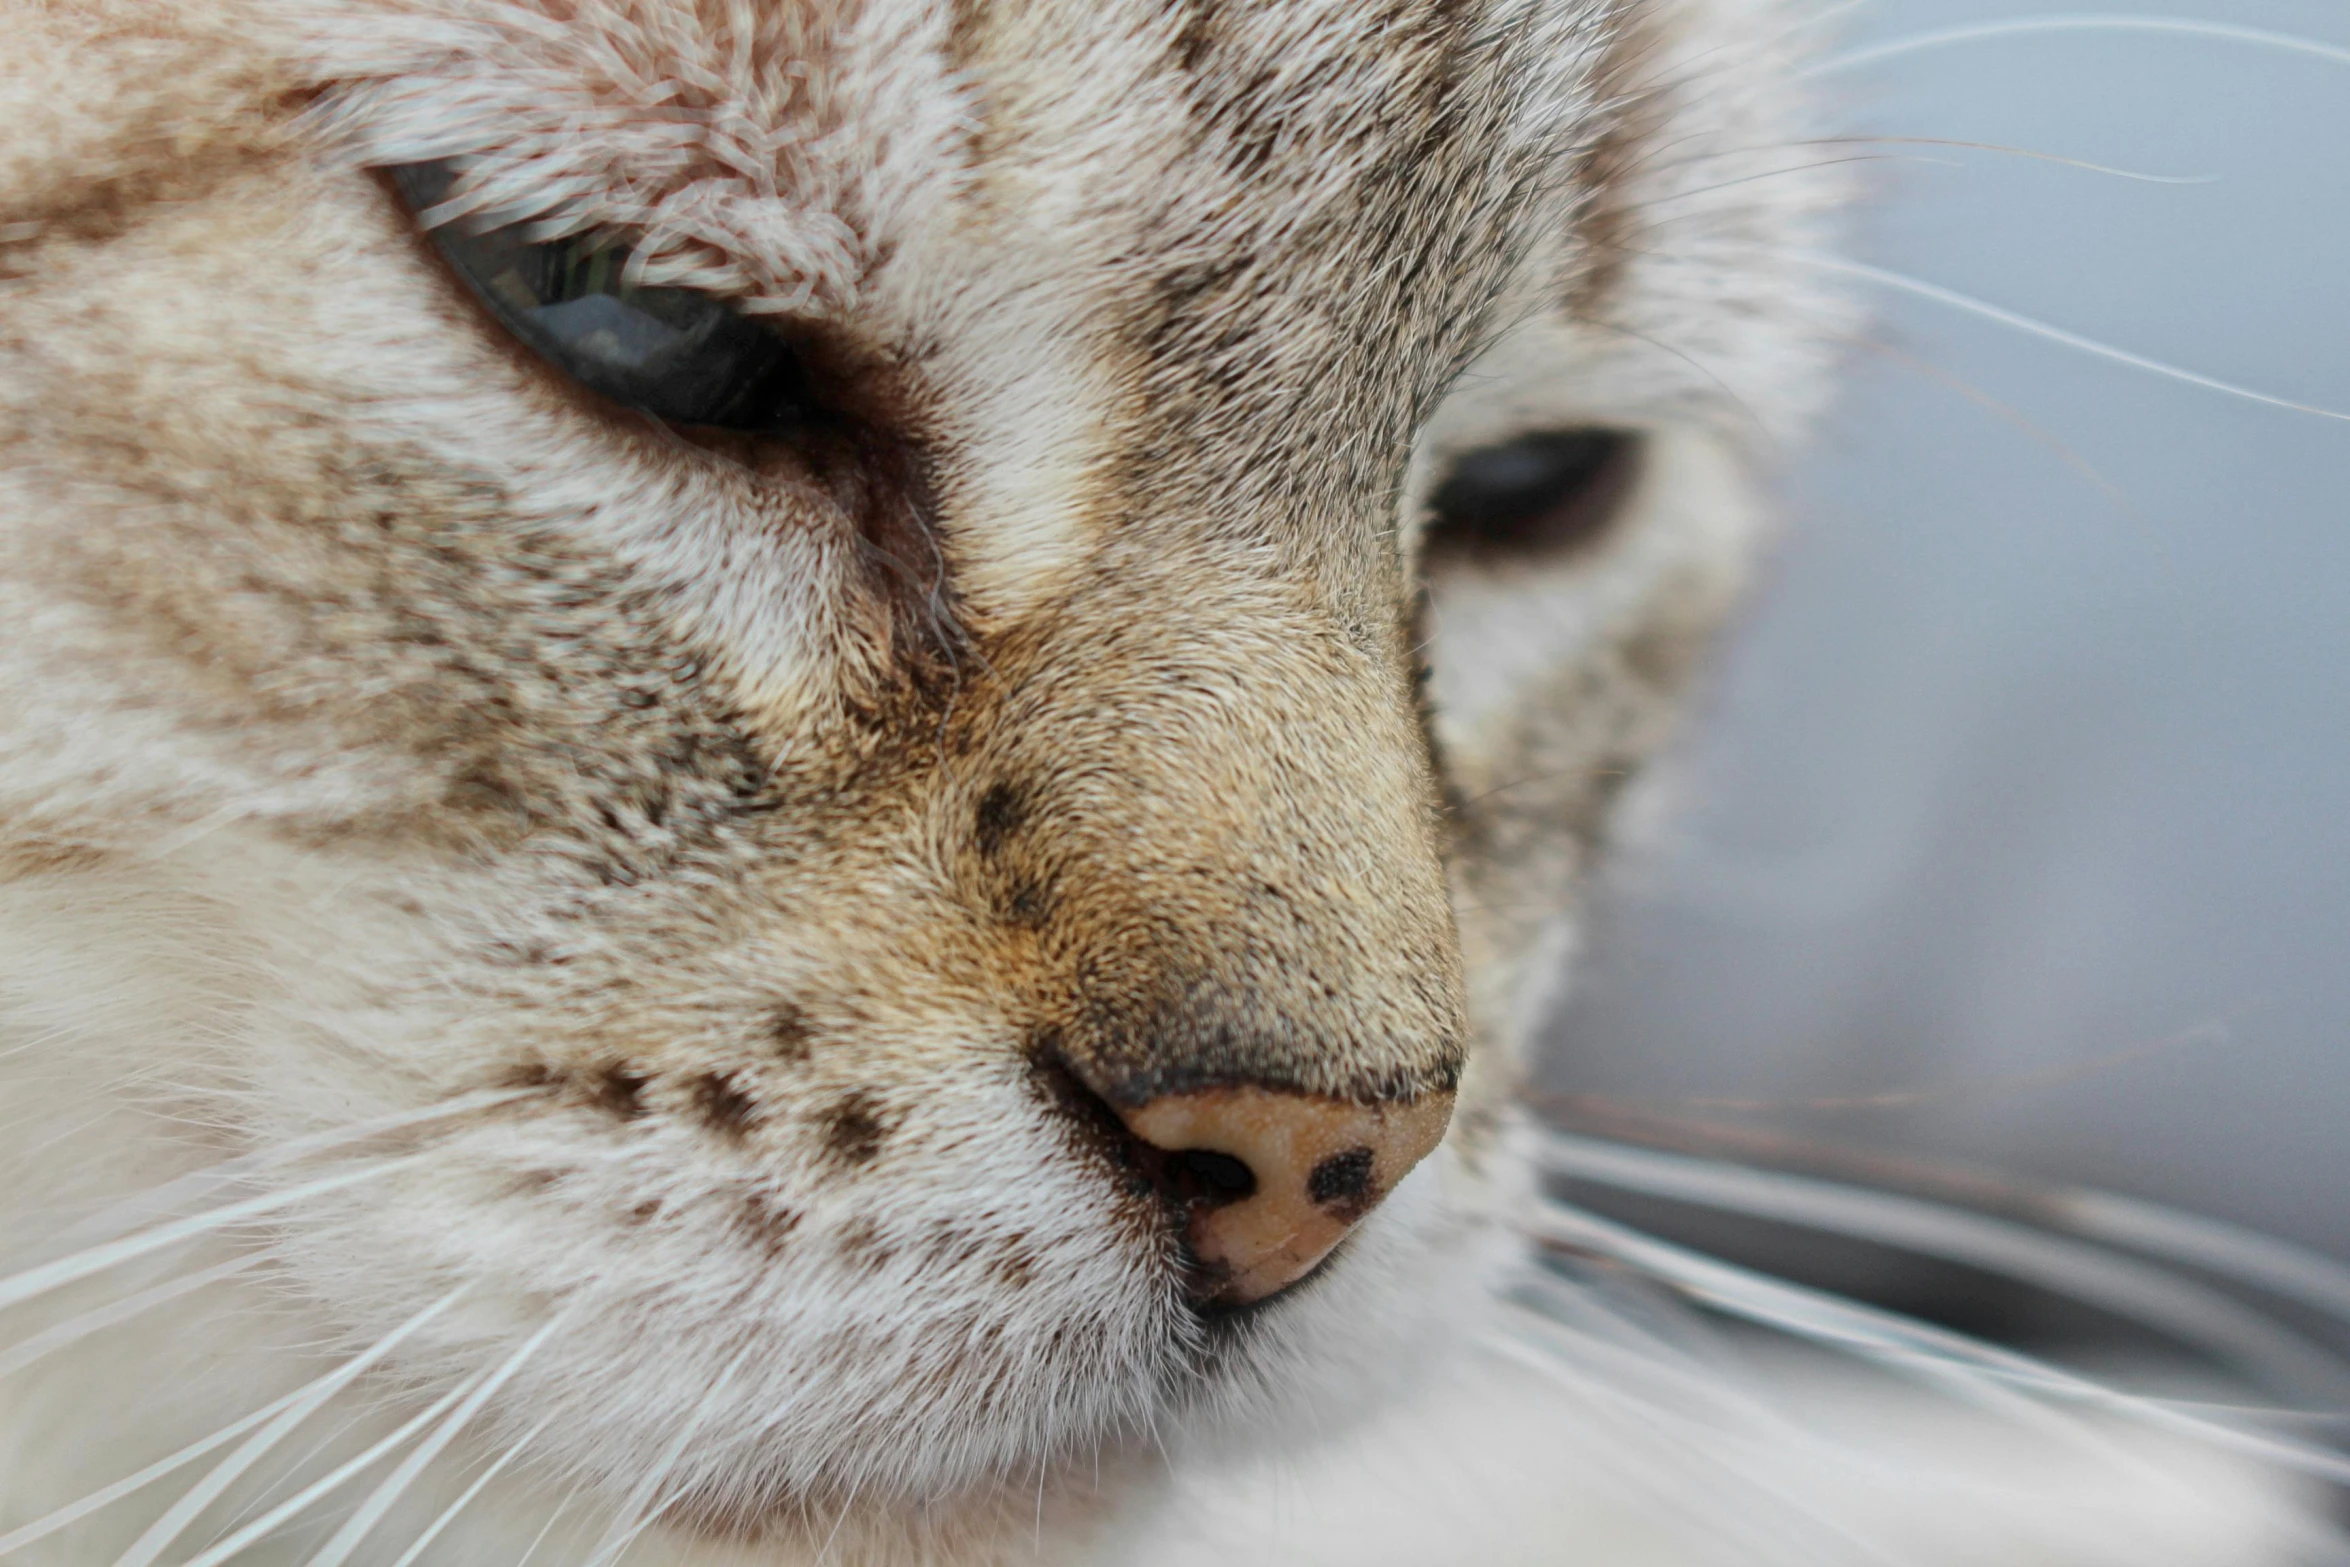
[1422,429,1640,563]
[389,162,811,433]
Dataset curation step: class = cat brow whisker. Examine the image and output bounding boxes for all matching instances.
[1569,317,1773,436]
[1784,134,2214,185]
[1776,250,2350,422]
[1810,14,2350,79]
[0,1157,429,1316]
[1451,763,1631,813]
[383,1414,555,1567]
[1534,1131,2350,1404]
[1638,155,1923,211]
[298,1312,568,1567]
[106,1283,472,1567]
[1827,328,2135,510]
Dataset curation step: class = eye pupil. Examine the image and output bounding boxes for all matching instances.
[1423,430,1639,563]
[391,162,810,434]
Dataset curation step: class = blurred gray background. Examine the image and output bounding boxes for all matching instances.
[1538,0,2350,1268]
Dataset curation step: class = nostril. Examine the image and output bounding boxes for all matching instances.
[1160,1147,1257,1208]
[1305,1146,1376,1214]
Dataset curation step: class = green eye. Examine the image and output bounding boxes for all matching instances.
[391,162,811,433]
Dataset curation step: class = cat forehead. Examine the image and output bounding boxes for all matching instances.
[307,0,1624,328]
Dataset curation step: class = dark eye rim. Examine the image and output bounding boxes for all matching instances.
[385,160,814,436]
[1420,429,1643,567]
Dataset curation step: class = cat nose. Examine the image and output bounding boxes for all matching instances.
[1115,1085,1454,1306]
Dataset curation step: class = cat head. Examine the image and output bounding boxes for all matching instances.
[0,0,1845,1545]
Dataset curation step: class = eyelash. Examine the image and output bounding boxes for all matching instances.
[390,161,814,434]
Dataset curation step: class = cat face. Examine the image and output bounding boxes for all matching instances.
[0,0,1845,1548]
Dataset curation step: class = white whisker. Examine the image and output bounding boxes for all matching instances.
[511,1494,574,1567]
[1535,1131,2350,1402]
[382,1415,555,1567]
[1777,250,2350,422]
[0,1253,262,1382]
[1480,1318,1912,1566]
[0,1157,427,1316]
[1523,1200,2350,1487]
[44,1089,536,1260]
[0,1386,319,1558]
[1812,14,2350,78]
[303,1313,567,1567]
[108,1284,469,1567]
[2064,1191,2350,1326]
[173,1366,495,1567]
[580,1341,760,1567]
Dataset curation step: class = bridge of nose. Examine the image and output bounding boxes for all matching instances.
[991,620,1469,1110]
[958,562,1464,1065]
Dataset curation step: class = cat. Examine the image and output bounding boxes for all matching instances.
[0,1,2335,1563]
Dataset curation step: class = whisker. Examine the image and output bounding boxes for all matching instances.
[303,1313,568,1567]
[1531,1101,2350,1329]
[0,1157,428,1316]
[0,1253,263,1382]
[580,1340,761,1567]
[1449,762,1633,813]
[1826,327,2135,511]
[171,1367,495,1567]
[511,1496,574,1567]
[1811,14,2350,79]
[0,1385,317,1558]
[1534,1131,2350,1402]
[1791,134,2214,185]
[1567,317,1774,437]
[1479,1313,1914,1564]
[381,1415,555,1567]
[0,1289,465,1561]
[1776,249,2350,422]
[107,1284,471,1567]
[1523,1199,2350,1487]
[43,1088,536,1262]
[2062,1194,2350,1328]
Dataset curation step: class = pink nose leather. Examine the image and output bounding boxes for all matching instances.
[1118,1086,1453,1306]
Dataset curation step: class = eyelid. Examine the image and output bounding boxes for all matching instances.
[387,160,811,435]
